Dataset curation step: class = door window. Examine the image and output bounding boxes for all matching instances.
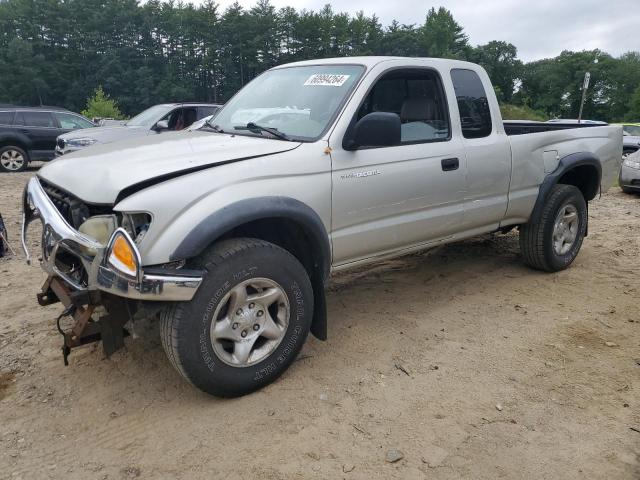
[198,106,219,119]
[356,69,450,144]
[19,111,55,128]
[623,125,640,136]
[53,112,94,130]
[450,69,492,139]
[0,111,14,125]
[162,107,198,130]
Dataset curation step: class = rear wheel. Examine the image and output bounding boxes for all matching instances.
[0,146,28,173]
[160,238,313,397]
[520,184,587,272]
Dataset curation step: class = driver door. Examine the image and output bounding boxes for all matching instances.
[330,68,466,266]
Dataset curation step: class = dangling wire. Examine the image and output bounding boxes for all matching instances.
[56,305,76,335]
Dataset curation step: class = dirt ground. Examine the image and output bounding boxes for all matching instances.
[0,167,638,480]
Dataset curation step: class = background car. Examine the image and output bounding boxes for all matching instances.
[0,106,95,172]
[619,148,640,194]
[613,123,640,158]
[545,118,607,125]
[56,103,221,155]
[93,118,128,126]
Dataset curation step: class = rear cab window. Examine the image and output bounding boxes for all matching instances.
[450,69,492,139]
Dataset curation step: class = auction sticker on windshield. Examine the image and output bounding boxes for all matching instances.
[304,74,350,87]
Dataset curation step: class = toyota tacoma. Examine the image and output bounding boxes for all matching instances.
[22,57,622,397]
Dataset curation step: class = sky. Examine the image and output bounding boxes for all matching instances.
[185,0,640,62]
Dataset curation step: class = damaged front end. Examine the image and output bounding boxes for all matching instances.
[21,177,204,363]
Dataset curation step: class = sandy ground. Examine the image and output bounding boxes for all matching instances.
[0,167,638,480]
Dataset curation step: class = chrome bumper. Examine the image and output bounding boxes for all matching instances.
[22,177,203,301]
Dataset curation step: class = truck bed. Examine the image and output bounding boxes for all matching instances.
[503,123,622,226]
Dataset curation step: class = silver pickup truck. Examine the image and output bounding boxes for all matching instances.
[22,57,622,397]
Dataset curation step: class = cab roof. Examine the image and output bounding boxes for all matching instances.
[271,56,480,70]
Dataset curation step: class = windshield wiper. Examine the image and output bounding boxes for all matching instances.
[234,122,292,141]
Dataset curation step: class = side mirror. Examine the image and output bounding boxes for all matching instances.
[154,119,169,131]
[344,112,401,150]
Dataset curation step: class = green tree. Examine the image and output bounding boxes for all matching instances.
[469,41,521,103]
[500,104,547,121]
[81,86,125,120]
[0,0,638,122]
[0,38,49,105]
[626,85,640,121]
[420,7,468,58]
[516,50,613,120]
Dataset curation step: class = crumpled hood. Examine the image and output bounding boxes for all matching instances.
[59,124,149,144]
[39,131,300,204]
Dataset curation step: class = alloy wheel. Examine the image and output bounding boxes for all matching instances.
[210,277,290,367]
[552,203,579,256]
[0,149,25,171]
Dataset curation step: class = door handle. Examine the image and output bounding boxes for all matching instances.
[441,157,459,171]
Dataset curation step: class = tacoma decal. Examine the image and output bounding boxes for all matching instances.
[340,169,381,180]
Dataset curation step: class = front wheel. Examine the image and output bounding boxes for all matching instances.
[160,238,313,397]
[520,184,587,272]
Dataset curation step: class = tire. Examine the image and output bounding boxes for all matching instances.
[520,184,587,272]
[160,238,314,397]
[0,146,28,172]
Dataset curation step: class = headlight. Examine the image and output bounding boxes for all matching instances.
[78,215,117,255]
[623,158,640,169]
[78,215,117,245]
[66,138,98,147]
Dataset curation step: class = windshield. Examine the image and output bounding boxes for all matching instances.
[211,65,365,141]
[624,125,640,136]
[126,105,174,127]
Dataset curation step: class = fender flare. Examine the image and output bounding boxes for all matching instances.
[529,152,601,225]
[0,132,31,153]
[170,196,331,341]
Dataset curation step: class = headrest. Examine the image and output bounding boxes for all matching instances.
[400,97,435,122]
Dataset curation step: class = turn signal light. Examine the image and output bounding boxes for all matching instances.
[108,231,139,278]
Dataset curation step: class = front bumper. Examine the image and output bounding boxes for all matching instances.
[619,163,640,190]
[22,177,203,302]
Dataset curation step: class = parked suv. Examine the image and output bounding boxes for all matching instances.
[0,106,94,172]
[56,103,221,155]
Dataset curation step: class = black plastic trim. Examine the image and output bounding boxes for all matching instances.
[143,266,206,278]
[171,196,331,281]
[171,196,331,341]
[530,152,602,224]
[504,121,604,136]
